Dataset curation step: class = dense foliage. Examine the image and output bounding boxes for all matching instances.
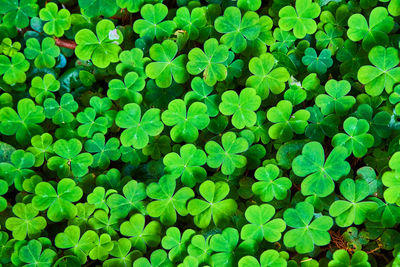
[0,0,399,266]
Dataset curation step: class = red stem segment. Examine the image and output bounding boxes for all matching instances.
[54,37,77,50]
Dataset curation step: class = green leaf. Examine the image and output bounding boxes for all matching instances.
[24,37,60,69]
[32,178,83,222]
[19,240,57,267]
[5,203,46,240]
[219,88,261,129]
[302,48,333,75]
[267,100,310,141]
[328,249,370,267]
[188,180,237,228]
[108,72,145,104]
[133,3,176,41]
[347,7,394,50]
[292,141,350,197]
[357,46,400,96]
[186,38,229,86]
[315,79,355,115]
[55,225,98,264]
[241,204,286,242]
[163,144,206,187]
[0,98,44,145]
[278,0,321,38]
[246,53,290,99]
[146,39,188,88]
[283,202,333,253]
[39,2,71,37]
[75,19,123,68]
[47,138,93,177]
[146,175,194,225]
[215,7,260,53]
[252,164,292,202]
[205,132,248,175]
[120,213,161,252]
[77,0,118,18]
[0,52,30,84]
[332,117,374,158]
[162,99,209,143]
[116,103,163,149]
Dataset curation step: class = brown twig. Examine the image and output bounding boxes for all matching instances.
[54,37,77,50]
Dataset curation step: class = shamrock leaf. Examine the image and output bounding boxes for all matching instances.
[284,202,333,253]
[106,179,146,218]
[162,99,209,143]
[278,0,321,38]
[215,7,260,53]
[347,7,394,50]
[0,98,44,145]
[184,77,219,117]
[316,79,355,115]
[44,93,78,125]
[47,138,93,177]
[32,178,83,222]
[18,240,57,267]
[246,53,290,99]
[133,249,172,267]
[0,180,8,211]
[302,48,333,75]
[5,203,46,240]
[241,204,286,243]
[315,23,344,54]
[133,3,176,41]
[186,38,229,86]
[357,46,400,96]
[0,150,35,189]
[146,39,188,88]
[27,133,53,167]
[292,141,350,197]
[108,71,145,105]
[75,19,123,68]
[76,108,109,138]
[55,225,98,264]
[29,74,60,104]
[162,227,195,262]
[0,52,30,84]
[305,106,339,142]
[116,48,148,77]
[103,238,141,267]
[39,2,71,37]
[252,164,292,202]
[210,228,257,267]
[146,175,194,225]
[24,37,60,69]
[0,0,38,28]
[77,0,118,18]
[267,100,310,141]
[329,179,378,227]
[89,233,114,261]
[332,117,374,158]
[382,152,400,205]
[238,250,287,267]
[163,144,206,187]
[84,133,120,169]
[328,249,370,267]
[116,103,163,149]
[219,88,261,129]
[174,7,207,40]
[120,213,161,252]
[188,180,237,228]
[205,132,249,175]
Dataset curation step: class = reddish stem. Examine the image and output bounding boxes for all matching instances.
[54,37,77,50]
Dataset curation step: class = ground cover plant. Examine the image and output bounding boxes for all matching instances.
[0,0,400,266]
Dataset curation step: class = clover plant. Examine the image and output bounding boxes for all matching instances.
[0,0,399,266]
